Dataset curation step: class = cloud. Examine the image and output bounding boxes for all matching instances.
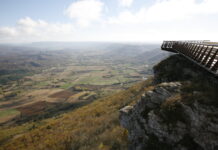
[105,0,218,42]
[119,0,134,7]
[64,0,104,27]
[109,0,218,24]
[108,10,145,24]
[17,17,47,27]
[145,0,218,22]
[0,27,17,37]
[0,17,74,42]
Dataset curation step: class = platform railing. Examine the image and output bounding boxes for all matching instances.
[161,41,218,76]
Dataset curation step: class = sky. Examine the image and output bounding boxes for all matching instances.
[0,0,218,43]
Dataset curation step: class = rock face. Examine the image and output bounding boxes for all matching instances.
[153,55,217,84]
[120,55,218,150]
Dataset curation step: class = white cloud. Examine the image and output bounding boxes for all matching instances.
[119,0,134,7]
[64,0,104,27]
[0,17,74,42]
[0,27,17,37]
[105,0,218,42]
[17,17,47,27]
[108,9,145,24]
[145,0,218,22]
[109,0,218,24]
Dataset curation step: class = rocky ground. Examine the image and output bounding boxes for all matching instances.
[120,54,218,150]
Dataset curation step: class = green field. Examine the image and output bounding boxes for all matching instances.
[0,109,20,118]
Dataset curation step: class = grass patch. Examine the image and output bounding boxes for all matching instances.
[0,121,47,145]
[74,76,119,85]
[0,109,20,118]
[35,81,50,87]
[60,83,74,89]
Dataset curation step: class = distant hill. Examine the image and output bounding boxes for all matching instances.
[13,42,161,52]
[134,48,171,65]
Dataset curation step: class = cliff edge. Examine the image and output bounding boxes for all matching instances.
[120,54,218,150]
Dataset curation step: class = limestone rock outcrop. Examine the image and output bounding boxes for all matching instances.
[120,55,218,150]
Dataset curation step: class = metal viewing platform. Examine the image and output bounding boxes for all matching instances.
[161,41,218,76]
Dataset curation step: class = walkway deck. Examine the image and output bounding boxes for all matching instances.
[161,41,218,76]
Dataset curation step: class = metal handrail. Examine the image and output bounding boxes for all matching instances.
[161,41,218,76]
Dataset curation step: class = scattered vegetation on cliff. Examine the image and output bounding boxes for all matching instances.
[156,55,218,124]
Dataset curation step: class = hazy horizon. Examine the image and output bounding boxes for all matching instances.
[0,41,162,45]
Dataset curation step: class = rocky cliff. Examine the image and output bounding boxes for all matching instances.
[120,54,218,150]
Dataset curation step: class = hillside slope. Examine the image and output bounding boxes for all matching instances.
[0,78,154,150]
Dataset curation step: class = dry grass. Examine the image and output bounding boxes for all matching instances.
[0,79,153,150]
[0,109,20,124]
[161,94,181,109]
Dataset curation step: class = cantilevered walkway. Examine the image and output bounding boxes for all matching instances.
[161,41,218,76]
